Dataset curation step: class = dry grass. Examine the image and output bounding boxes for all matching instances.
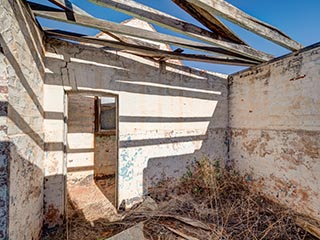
[145,158,317,239]
[43,158,318,240]
[42,198,124,240]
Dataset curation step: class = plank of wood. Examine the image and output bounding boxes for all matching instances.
[184,0,303,51]
[89,0,244,45]
[165,226,200,240]
[44,29,258,66]
[172,0,245,45]
[31,1,255,61]
[29,2,272,62]
[40,1,257,61]
[48,0,89,15]
[47,0,160,48]
[296,217,320,239]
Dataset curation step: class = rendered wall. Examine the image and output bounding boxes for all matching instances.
[45,38,228,208]
[43,82,66,228]
[0,0,45,238]
[95,135,117,177]
[67,94,95,179]
[229,43,320,221]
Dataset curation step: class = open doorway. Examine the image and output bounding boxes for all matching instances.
[66,92,118,223]
[94,96,118,206]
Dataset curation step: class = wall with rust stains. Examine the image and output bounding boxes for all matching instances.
[0,0,46,239]
[229,43,320,221]
[44,38,228,208]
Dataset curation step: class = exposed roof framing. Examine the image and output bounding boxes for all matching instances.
[172,0,245,45]
[30,2,271,62]
[48,0,160,49]
[45,29,256,66]
[26,0,302,66]
[87,0,245,45]
[183,0,303,51]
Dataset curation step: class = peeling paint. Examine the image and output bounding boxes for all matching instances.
[230,44,320,221]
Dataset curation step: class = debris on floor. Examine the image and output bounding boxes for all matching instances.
[43,158,320,240]
[106,222,146,240]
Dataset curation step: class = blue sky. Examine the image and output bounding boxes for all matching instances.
[34,0,320,74]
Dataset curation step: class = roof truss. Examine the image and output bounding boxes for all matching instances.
[183,0,303,51]
[26,0,302,66]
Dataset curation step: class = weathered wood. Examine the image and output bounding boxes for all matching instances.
[296,217,320,239]
[184,0,303,51]
[29,2,273,62]
[31,1,255,61]
[48,0,88,15]
[47,0,158,48]
[172,0,245,45]
[89,0,244,45]
[41,1,257,61]
[44,29,257,66]
[27,2,63,12]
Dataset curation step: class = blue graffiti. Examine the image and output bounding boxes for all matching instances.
[119,136,142,181]
[119,138,142,182]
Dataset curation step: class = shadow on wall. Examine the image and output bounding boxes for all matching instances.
[0,141,10,239]
[0,34,47,237]
[7,0,45,78]
[0,141,44,240]
[45,38,228,208]
[0,1,63,234]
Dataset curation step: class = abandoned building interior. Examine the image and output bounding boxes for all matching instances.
[0,0,319,239]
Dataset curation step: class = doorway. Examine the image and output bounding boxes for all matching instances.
[66,92,118,223]
[94,96,118,206]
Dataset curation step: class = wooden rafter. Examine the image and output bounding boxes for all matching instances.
[33,1,257,62]
[48,0,88,15]
[45,0,252,60]
[48,0,157,48]
[184,0,303,51]
[88,0,245,45]
[44,29,257,66]
[172,0,245,45]
[29,2,273,62]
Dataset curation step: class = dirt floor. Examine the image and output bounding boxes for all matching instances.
[42,158,319,240]
[95,174,116,206]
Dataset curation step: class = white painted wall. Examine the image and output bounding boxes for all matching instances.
[45,38,228,208]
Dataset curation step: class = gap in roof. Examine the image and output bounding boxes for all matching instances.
[33,0,209,42]
[27,0,279,74]
[69,0,212,43]
[217,0,320,55]
[37,17,100,36]
[29,0,319,74]
[183,61,247,75]
[217,18,290,57]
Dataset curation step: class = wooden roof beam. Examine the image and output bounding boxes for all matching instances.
[44,29,257,66]
[88,0,245,45]
[45,0,250,59]
[184,0,303,51]
[29,2,273,62]
[48,0,88,15]
[172,0,245,45]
